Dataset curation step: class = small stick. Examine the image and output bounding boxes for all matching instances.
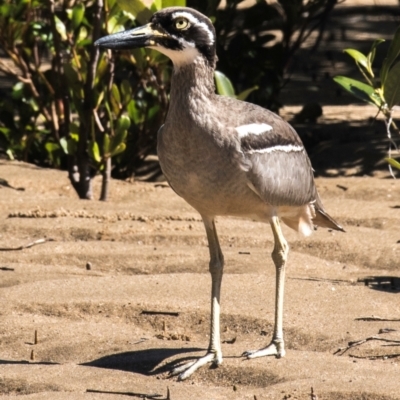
[238,251,250,255]
[141,310,179,317]
[335,336,400,356]
[310,387,318,400]
[336,184,348,191]
[355,316,400,322]
[222,337,236,344]
[132,338,148,345]
[349,353,400,360]
[30,350,35,361]
[0,238,54,252]
[0,267,14,271]
[34,330,38,345]
[86,389,163,398]
[290,277,351,284]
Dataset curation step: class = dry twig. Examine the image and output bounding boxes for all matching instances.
[355,316,400,322]
[141,310,179,317]
[0,238,54,251]
[335,336,400,356]
[86,388,164,399]
[349,353,400,360]
[86,388,167,400]
[310,387,318,400]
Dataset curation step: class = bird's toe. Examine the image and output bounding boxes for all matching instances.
[170,352,222,380]
[242,340,285,359]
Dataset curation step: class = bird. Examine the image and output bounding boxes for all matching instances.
[95,7,344,381]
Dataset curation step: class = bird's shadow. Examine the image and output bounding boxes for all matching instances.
[81,347,203,376]
[364,276,400,293]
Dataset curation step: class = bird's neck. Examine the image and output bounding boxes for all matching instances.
[169,57,216,116]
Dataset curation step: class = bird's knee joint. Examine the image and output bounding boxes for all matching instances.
[209,257,224,275]
[272,245,289,267]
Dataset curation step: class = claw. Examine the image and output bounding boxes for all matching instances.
[242,340,285,359]
[170,352,222,380]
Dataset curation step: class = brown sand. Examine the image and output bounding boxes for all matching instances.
[0,160,399,399]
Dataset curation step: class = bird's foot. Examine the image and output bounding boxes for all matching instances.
[242,339,285,359]
[169,351,222,381]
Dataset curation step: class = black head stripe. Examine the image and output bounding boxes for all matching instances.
[150,7,216,65]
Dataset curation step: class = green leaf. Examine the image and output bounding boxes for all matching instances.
[111,142,126,157]
[236,85,258,101]
[54,15,67,41]
[110,83,121,115]
[45,142,60,153]
[116,114,131,133]
[77,26,88,43]
[12,81,24,100]
[127,99,144,123]
[72,3,85,29]
[60,136,77,155]
[45,142,61,166]
[96,53,109,81]
[107,15,119,34]
[344,48,368,70]
[386,157,400,170]
[162,0,186,7]
[147,104,160,120]
[380,25,400,85]
[152,0,162,11]
[6,149,14,160]
[333,76,383,107]
[117,0,152,24]
[110,115,130,154]
[59,137,69,154]
[367,39,385,76]
[214,71,235,97]
[89,140,101,163]
[120,79,132,104]
[383,62,400,109]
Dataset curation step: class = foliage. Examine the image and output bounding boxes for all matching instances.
[0,0,338,199]
[333,26,400,173]
[189,0,338,111]
[0,0,175,199]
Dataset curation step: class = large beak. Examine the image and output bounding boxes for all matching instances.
[95,23,166,50]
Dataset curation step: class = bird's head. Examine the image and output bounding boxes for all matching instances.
[95,7,217,68]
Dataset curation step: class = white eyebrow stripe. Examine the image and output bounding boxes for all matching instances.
[235,123,273,138]
[171,11,214,44]
[245,144,304,154]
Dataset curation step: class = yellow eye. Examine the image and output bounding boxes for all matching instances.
[175,17,189,30]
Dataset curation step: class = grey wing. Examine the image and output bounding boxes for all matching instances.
[245,149,316,206]
[235,112,317,207]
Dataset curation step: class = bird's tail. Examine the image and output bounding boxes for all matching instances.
[313,192,345,232]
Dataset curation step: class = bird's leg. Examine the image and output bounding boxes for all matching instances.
[170,215,224,380]
[243,215,288,359]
